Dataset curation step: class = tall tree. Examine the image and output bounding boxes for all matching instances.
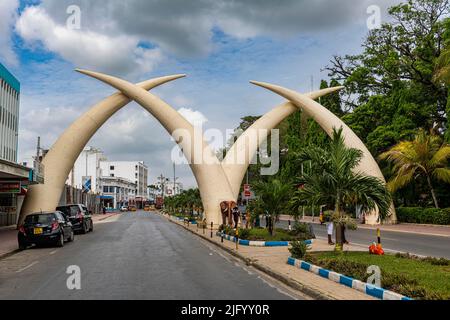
[326,0,449,154]
[379,130,450,208]
[291,128,392,246]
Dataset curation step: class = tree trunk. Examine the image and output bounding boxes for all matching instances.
[269,216,274,236]
[426,175,439,208]
[335,223,344,251]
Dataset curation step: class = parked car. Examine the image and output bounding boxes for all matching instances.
[120,206,128,212]
[129,206,137,212]
[18,211,74,250]
[56,204,93,234]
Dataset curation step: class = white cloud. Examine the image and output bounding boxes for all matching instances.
[0,0,19,66]
[15,6,164,75]
[178,108,208,127]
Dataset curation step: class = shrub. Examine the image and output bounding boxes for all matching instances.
[291,222,316,240]
[289,241,308,259]
[238,228,250,239]
[396,207,450,225]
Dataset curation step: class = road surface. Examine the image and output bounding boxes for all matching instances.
[276,220,450,259]
[0,211,306,300]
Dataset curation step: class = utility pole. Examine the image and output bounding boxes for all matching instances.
[173,162,176,196]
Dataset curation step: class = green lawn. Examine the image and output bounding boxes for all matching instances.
[305,252,450,300]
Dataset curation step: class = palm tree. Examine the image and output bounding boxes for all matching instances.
[291,128,392,247]
[252,179,292,235]
[379,130,450,208]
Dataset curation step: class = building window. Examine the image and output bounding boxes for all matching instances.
[110,166,115,170]
[110,174,114,177]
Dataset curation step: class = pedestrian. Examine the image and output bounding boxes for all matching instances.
[102,206,106,215]
[327,219,334,245]
[232,206,240,229]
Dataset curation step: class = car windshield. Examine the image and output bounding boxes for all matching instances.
[56,206,80,217]
[24,214,56,225]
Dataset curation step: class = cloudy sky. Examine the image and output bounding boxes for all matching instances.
[1,0,401,188]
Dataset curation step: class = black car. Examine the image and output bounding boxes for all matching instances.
[18,211,74,250]
[56,204,93,234]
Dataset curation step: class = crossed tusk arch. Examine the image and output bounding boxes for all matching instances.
[19,71,389,226]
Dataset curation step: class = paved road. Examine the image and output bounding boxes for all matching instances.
[276,220,450,259]
[0,212,304,300]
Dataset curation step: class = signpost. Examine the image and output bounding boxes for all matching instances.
[0,181,21,194]
[82,176,92,193]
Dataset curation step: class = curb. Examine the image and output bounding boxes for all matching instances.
[216,231,313,247]
[287,256,413,301]
[163,214,332,300]
[0,249,20,261]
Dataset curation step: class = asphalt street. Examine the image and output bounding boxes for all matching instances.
[276,220,450,259]
[0,212,305,300]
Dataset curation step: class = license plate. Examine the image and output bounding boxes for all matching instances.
[34,228,43,235]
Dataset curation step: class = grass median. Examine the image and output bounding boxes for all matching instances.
[304,251,450,300]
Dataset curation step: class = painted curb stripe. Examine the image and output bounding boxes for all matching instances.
[216,232,312,247]
[287,257,413,300]
[366,285,385,300]
[287,257,296,266]
[318,268,330,279]
[339,275,354,288]
[300,261,311,271]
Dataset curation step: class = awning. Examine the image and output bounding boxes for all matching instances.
[99,195,114,200]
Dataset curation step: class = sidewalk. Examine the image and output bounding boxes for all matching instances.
[279,215,450,237]
[0,213,118,259]
[163,213,375,300]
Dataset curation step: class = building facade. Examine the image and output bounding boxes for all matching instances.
[0,63,41,226]
[100,161,148,200]
[67,146,107,193]
[99,176,136,209]
[0,63,20,163]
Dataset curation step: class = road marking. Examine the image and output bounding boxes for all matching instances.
[16,261,39,273]
[49,250,58,255]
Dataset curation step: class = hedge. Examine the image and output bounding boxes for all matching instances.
[396,207,450,225]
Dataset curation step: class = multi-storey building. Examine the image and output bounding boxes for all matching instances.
[66,146,107,193]
[0,63,20,163]
[100,161,148,201]
[98,176,136,209]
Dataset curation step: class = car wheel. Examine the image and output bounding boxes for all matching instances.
[18,241,27,250]
[56,233,64,247]
[81,222,88,234]
[89,221,94,232]
[68,230,74,242]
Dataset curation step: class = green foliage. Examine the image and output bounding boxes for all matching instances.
[306,252,450,300]
[291,222,316,240]
[289,241,308,259]
[396,207,450,225]
[291,128,392,221]
[379,130,450,208]
[251,179,292,235]
[164,188,203,217]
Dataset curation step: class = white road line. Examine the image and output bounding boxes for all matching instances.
[16,261,39,273]
[49,250,58,255]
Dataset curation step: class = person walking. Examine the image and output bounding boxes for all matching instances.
[232,206,240,229]
[327,219,334,245]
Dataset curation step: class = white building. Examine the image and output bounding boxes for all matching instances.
[100,161,148,200]
[99,176,136,209]
[154,179,183,198]
[67,147,107,193]
[0,63,20,163]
